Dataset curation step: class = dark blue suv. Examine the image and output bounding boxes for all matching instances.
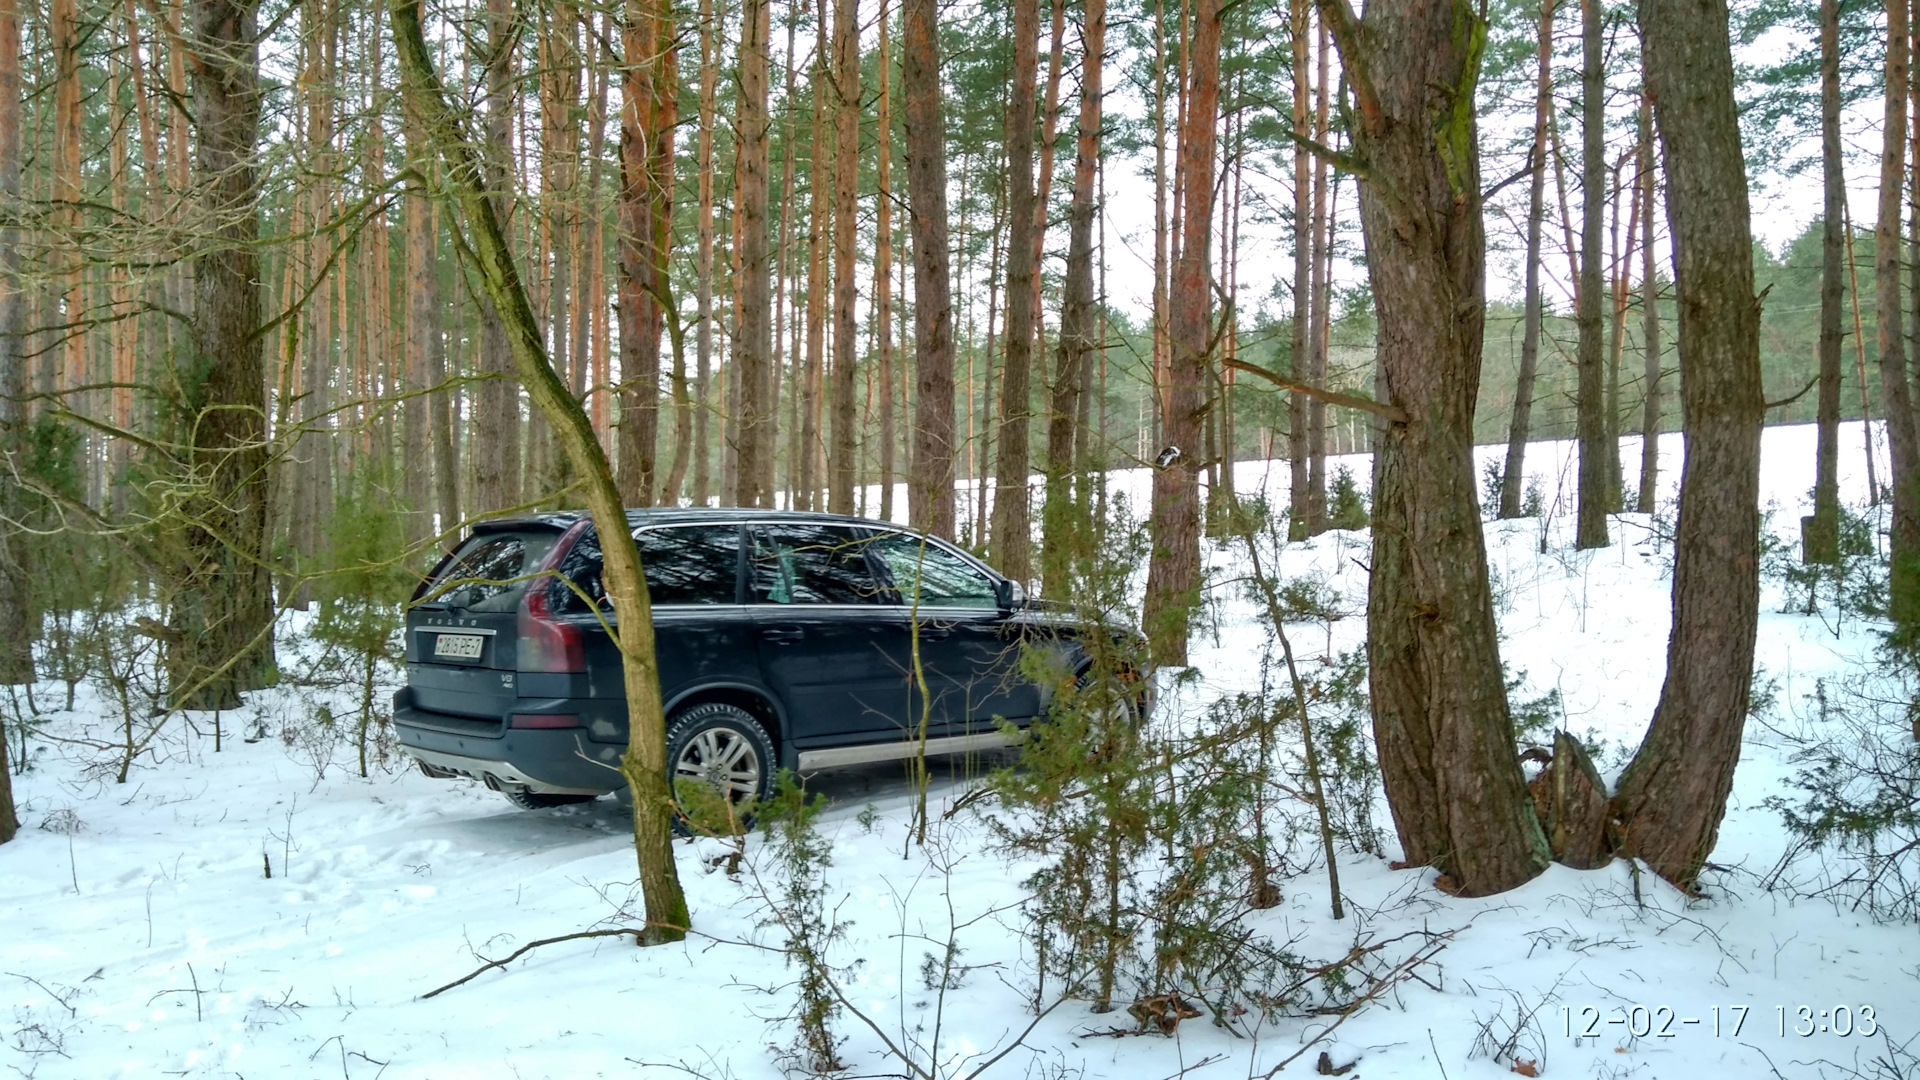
[394,509,1128,811]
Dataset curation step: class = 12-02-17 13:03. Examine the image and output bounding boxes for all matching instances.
[1562,1005,1880,1040]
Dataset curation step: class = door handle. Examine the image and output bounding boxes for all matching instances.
[761,625,805,643]
[917,626,952,641]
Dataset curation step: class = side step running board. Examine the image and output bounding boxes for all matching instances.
[795,729,1022,772]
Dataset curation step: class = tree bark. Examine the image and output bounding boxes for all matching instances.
[392,0,691,940]
[0,0,30,690]
[990,0,1040,582]
[693,0,719,506]
[827,0,859,514]
[1877,0,1920,624]
[1287,0,1311,539]
[1610,0,1765,894]
[617,0,675,507]
[1635,80,1661,515]
[1503,0,1557,519]
[1574,0,1610,548]
[875,0,896,521]
[733,0,773,508]
[903,0,956,537]
[1041,0,1103,596]
[801,5,831,513]
[1322,0,1549,896]
[1305,31,1332,532]
[1141,0,1220,667]
[472,0,521,515]
[165,0,278,709]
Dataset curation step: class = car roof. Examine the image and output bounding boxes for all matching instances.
[470,507,915,534]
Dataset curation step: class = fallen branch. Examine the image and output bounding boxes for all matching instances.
[420,927,665,999]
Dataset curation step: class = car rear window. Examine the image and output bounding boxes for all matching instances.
[423,531,560,613]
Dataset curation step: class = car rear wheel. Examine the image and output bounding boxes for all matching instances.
[665,702,777,835]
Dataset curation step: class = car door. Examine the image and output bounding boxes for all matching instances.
[866,530,1038,735]
[748,523,911,744]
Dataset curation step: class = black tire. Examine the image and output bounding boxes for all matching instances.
[501,789,598,810]
[665,702,777,835]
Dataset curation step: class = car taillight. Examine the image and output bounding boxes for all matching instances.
[509,713,582,729]
[518,585,585,672]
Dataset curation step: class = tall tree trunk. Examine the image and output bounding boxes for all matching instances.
[393,0,691,941]
[1606,150,1637,512]
[1141,0,1219,667]
[990,0,1040,581]
[693,0,720,506]
[733,0,773,508]
[1502,0,1556,519]
[1304,25,1332,532]
[1286,0,1311,538]
[617,0,676,506]
[774,8,799,507]
[472,0,521,515]
[827,0,859,513]
[0,0,30,694]
[168,0,277,708]
[1635,79,1662,515]
[1611,0,1765,894]
[1574,0,1610,548]
[801,4,830,513]
[1878,0,1920,624]
[1323,0,1549,896]
[875,0,896,521]
[903,0,956,537]
[403,94,437,541]
[1041,0,1103,596]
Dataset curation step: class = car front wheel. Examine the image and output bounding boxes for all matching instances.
[664,702,777,834]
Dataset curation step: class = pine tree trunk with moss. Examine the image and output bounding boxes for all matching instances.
[1321,0,1549,896]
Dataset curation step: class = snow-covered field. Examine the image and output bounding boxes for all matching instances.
[5,422,1919,1080]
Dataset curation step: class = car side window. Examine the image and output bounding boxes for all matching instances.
[553,524,740,610]
[869,533,999,609]
[638,526,742,604]
[750,525,883,604]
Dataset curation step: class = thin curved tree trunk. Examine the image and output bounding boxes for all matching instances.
[1610,0,1765,894]
[392,0,691,940]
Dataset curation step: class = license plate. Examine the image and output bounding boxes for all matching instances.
[432,633,485,660]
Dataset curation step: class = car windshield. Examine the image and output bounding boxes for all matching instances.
[420,531,560,613]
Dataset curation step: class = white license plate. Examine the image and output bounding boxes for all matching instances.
[432,633,485,660]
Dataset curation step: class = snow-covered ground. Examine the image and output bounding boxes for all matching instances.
[5,422,1918,1080]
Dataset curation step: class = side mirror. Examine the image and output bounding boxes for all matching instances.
[995,578,1027,611]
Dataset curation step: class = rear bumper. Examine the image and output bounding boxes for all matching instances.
[393,690,626,795]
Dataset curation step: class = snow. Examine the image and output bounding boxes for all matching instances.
[6,421,1919,1080]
